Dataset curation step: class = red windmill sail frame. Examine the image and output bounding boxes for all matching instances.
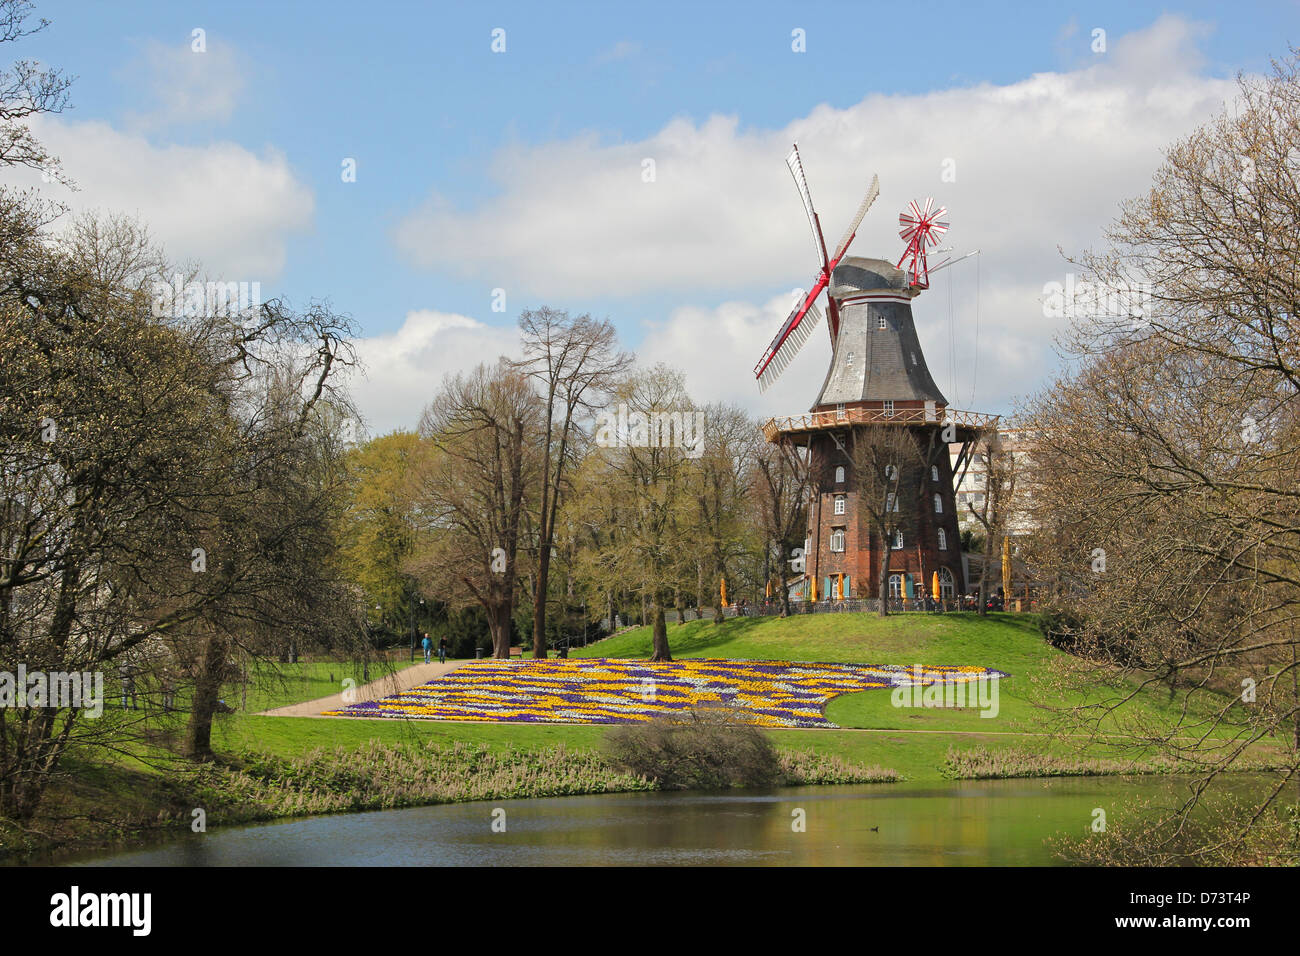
[753,145,879,391]
[896,197,949,289]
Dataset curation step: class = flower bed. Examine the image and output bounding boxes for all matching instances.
[323,658,1009,728]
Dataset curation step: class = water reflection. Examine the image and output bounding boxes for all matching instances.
[66,776,1268,867]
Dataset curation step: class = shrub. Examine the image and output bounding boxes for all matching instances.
[603,706,782,790]
[1037,605,1084,651]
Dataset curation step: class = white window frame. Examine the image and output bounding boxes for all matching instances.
[938,528,948,551]
[888,573,903,598]
[934,494,943,514]
[883,399,895,418]
[836,403,847,420]
[834,465,845,484]
[931,465,939,482]
[891,529,903,550]
[878,315,887,330]
[886,492,898,513]
[938,567,955,599]
[830,529,846,553]
[833,495,846,515]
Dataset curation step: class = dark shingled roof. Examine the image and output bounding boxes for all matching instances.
[812,256,948,410]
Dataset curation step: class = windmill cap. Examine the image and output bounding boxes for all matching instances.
[829,256,916,299]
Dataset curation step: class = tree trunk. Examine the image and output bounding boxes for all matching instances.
[184,629,229,762]
[778,541,791,618]
[876,535,891,617]
[488,602,512,659]
[531,546,550,659]
[978,536,992,616]
[649,599,672,662]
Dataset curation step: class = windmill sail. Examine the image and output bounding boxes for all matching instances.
[832,174,880,263]
[755,291,824,393]
[752,146,880,391]
[786,145,828,269]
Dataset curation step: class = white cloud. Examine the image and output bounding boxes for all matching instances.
[345,310,521,435]
[394,15,1239,416]
[2,116,314,278]
[122,39,247,130]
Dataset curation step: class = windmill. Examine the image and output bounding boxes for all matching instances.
[754,146,1000,611]
[753,144,879,392]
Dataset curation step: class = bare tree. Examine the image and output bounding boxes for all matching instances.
[847,427,923,616]
[752,436,810,617]
[514,308,630,658]
[1025,53,1300,863]
[0,0,73,182]
[963,430,1017,616]
[580,366,698,661]
[409,361,541,660]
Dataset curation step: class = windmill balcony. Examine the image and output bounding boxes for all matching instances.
[761,406,1000,443]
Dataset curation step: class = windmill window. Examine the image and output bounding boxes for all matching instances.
[834,465,845,484]
[833,495,846,515]
[878,316,887,330]
[883,400,895,417]
[939,567,955,598]
[836,403,847,420]
[934,494,943,514]
[892,530,904,550]
[911,352,918,365]
[830,529,846,553]
[938,528,948,550]
[846,352,854,366]
[931,465,939,481]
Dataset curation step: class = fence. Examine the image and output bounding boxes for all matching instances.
[655,597,1025,623]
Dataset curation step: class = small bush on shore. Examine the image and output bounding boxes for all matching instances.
[604,707,784,789]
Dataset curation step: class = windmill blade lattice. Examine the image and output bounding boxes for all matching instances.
[755,293,824,393]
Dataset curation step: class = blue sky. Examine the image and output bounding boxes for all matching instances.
[8,1,1299,432]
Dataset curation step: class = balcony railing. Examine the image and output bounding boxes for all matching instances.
[760,406,1000,442]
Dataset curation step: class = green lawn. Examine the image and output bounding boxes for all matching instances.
[205,611,1273,783]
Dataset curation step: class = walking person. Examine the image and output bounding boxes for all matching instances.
[119,664,137,710]
[438,635,448,664]
[421,633,432,664]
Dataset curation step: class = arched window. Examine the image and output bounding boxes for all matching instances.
[885,463,897,480]
[891,529,904,550]
[830,529,845,553]
[938,528,948,551]
[938,567,956,599]
[834,465,845,484]
[833,495,846,515]
[931,465,939,481]
[888,573,903,598]
[934,494,943,514]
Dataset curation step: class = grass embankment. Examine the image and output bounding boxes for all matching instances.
[8,611,1283,860]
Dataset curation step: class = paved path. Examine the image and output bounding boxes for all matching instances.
[259,660,465,717]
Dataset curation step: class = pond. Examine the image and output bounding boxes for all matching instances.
[64,774,1273,867]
